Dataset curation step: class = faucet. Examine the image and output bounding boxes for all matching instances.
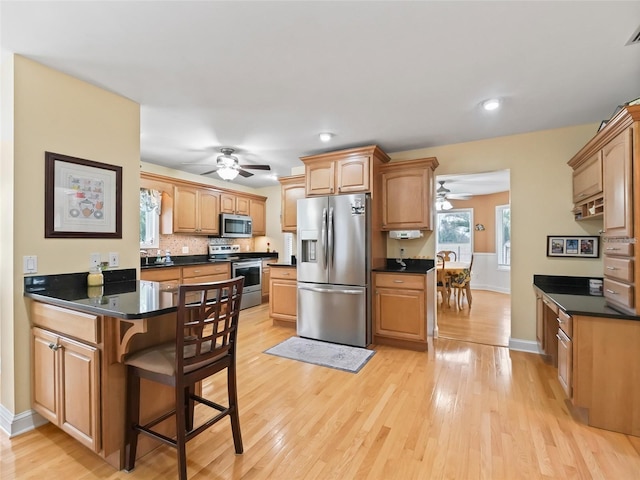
[140,250,149,265]
[396,248,407,268]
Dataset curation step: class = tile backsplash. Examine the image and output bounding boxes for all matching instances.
[158,235,254,256]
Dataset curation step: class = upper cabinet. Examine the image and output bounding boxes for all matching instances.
[250,198,266,236]
[568,104,640,315]
[379,157,439,231]
[220,193,250,215]
[279,174,305,232]
[173,186,219,235]
[300,145,390,197]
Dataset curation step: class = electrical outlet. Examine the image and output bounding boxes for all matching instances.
[108,252,119,267]
[182,246,189,254]
[90,253,101,268]
[23,255,38,274]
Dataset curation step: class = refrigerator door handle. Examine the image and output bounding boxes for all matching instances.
[321,207,328,268]
[328,206,334,269]
[298,285,363,295]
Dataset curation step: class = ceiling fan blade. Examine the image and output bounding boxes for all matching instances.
[447,194,473,200]
[239,164,271,171]
[201,168,219,176]
[237,169,254,178]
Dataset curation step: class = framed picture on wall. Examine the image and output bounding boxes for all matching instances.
[45,151,122,238]
[546,235,599,258]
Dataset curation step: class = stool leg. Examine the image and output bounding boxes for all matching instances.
[185,384,195,432]
[124,369,141,472]
[176,383,188,480]
[228,364,243,454]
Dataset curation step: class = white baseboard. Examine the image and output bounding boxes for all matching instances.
[0,404,48,438]
[471,284,511,294]
[508,338,541,354]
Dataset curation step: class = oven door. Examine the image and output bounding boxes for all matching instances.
[232,261,262,310]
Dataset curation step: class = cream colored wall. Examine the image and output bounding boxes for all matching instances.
[387,125,603,342]
[1,56,140,417]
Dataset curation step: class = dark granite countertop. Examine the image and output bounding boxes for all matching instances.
[372,258,435,274]
[268,263,296,268]
[24,269,180,319]
[140,252,278,269]
[533,274,640,321]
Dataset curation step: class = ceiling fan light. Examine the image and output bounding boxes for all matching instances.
[436,198,453,211]
[482,98,501,111]
[217,166,239,181]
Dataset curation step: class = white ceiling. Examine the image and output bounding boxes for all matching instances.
[2,1,639,190]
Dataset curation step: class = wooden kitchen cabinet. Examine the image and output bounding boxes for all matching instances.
[279,174,305,232]
[568,105,640,314]
[379,157,439,231]
[373,272,427,351]
[140,265,181,283]
[572,152,602,204]
[250,198,266,236]
[31,304,101,453]
[603,128,633,238]
[182,263,230,284]
[173,185,219,235]
[220,193,251,215]
[269,267,297,327]
[261,260,271,303]
[300,145,390,197]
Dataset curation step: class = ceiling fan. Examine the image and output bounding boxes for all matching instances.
[436,180,472,200]
[189,147,271,181]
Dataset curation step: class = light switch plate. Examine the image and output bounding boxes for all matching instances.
[182,246,189,254]
[23,255,37,274]
[108,252,119,267]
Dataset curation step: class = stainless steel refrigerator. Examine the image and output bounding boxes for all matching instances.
[297,193,370,347]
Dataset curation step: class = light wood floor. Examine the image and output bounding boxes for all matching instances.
[3,303,640,479]
[437,289,511,347]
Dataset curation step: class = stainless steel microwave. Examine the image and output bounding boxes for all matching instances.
[220,213,252,238]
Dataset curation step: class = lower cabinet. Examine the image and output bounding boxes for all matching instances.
[373,272,427,351]
[556,309,573,399]
[182,263,230,284]
[262,260,271,303]
[31,306,101,453]
[269,267,297,327]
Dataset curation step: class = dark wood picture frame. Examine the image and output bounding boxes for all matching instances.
[45,151,122,238]
[546,235,599,258]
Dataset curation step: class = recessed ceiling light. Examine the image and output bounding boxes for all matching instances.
[319,132,334,142]
[481,98,501,111]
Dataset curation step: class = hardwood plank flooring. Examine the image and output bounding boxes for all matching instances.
[3,303,640,479]
[437,289,511,347]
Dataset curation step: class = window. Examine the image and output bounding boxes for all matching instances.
[496,204,510,267]
[140,189,160,249]
[436,208,473,262]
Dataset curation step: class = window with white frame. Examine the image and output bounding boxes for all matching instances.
[436,208,473,262]
[140,188,160,249]
[496,204,510,267]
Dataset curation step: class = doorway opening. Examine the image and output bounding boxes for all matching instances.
[435,170,511,347]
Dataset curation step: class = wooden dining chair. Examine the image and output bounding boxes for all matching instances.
[124,277,245,480]
[436,250,457,262]
[436,254,449,307]
[449,254,474,309]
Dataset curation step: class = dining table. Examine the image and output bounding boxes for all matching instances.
[437,261,471,308]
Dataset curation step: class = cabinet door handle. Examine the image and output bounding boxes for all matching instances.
[605,247,620,251]
[282,272,290,276]
[605,289,618,294]
[393,280,404,283]
[606,266,617,270]
[48,343,61,351]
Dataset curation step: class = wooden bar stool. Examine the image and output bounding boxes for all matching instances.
[124,277,245,480]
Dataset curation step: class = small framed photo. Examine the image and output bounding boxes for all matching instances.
[547,235,599,258]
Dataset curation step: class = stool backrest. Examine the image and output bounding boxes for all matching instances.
[176,277,244,375]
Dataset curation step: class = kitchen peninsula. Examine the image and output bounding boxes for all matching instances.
[24,269,211,469]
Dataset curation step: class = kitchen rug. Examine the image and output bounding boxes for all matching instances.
[264,336,375,373]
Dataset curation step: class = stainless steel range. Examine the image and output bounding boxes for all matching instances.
[208,244,262,310]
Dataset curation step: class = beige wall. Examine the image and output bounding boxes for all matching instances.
[386,125,603,342]
[1,56,140,418]
[448,191,510,253]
